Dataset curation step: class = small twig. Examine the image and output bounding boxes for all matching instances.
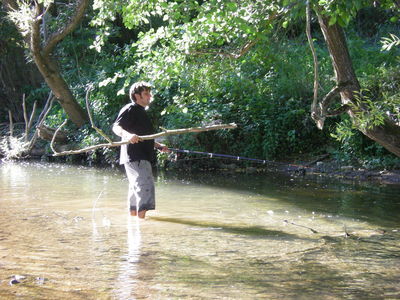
[27,97,54,152]
[343,224,351,238]
[35,2,52,21]
[22,94,29,141]
[284,219,318,234]
[37,92,54,125]
[85,84,113,143]
[27,101,38,132]
[50,119,68,154]
[8,110,13,137]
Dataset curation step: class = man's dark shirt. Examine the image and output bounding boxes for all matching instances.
[114,103,154,164]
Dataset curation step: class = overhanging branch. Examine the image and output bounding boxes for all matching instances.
[306,1,319,113]
[311,83,353,129]
[85,84,113,143]
[43,0,90,56]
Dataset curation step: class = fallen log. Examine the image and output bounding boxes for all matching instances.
[38,125,68,143]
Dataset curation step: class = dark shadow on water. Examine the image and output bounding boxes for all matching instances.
[150,216,312,240]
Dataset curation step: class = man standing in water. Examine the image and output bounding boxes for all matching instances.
[112,81,168,219]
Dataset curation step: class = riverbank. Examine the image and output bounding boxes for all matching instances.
[293,162,400,185]
[164,156,400,185]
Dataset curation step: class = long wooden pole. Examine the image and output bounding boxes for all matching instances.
[52,123,237,156]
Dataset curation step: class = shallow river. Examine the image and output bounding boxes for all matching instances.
[0,161,399,299]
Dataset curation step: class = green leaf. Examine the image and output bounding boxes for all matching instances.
[337,16,346,27]
[227,2,238,11]
[328,15,337,26]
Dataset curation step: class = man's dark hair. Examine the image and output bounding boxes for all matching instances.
[129,81,152,102]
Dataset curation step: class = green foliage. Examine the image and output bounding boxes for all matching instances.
[71,0,400,165]
[331,120,400,169]
[3,0,399,168]
[331,66,400,167]
[381,34,400,51]
[315,0,399,27]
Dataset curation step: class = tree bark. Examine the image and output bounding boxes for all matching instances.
[31,50,88,127]
[316,14,400,157]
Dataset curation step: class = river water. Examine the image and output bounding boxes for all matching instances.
[0,161,399,299]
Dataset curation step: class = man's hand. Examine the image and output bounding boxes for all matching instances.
[113,124,141,144]
[156,143,170,152]
[127,133,141,144]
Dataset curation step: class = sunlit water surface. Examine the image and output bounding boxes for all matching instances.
[0,161,399,299]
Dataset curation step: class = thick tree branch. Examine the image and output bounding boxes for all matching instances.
[306,1,319,114]
[43,0,90,56]
[311,82,354,129]
[51,123,238,156]
[326,104,351,117]
[30,2,44,62]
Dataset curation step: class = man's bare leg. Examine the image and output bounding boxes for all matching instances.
[130,209,147,218]
[138,210,147,219]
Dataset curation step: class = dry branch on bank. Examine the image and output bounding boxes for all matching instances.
[0,92,55,159]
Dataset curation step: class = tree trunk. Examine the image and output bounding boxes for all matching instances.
[317,14,400,157]
[2,0,89,128]
[32,52,88,127]
[28,0,89,128]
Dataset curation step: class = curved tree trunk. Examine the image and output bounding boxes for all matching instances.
[32,50,88,127]
[316,14,400,157]
[3,0,89,128]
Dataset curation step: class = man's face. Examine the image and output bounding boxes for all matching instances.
[135,89,152,107]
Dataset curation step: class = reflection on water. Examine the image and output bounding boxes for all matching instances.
[114,216,142,299]
[0,161,399,299]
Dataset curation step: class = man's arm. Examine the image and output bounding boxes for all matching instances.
[113,122,168,150]
[112,123,140,144]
